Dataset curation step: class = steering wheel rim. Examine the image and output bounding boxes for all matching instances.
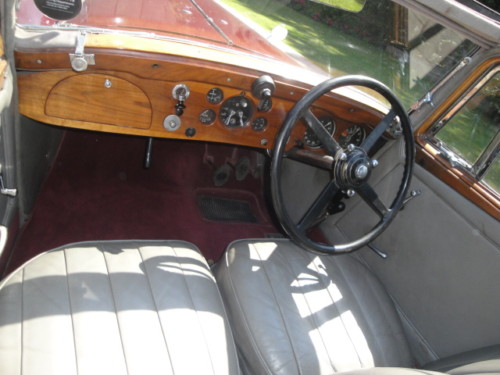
[271,75,415,254]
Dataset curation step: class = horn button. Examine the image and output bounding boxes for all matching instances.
[333,145,373,189]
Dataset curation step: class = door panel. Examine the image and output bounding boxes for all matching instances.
[337,161,500,363]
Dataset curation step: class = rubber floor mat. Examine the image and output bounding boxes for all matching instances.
[197,195,257,223]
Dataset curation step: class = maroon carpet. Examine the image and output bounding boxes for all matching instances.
[6,130,280,273]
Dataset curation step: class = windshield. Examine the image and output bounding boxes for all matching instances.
[16,0,480,109]
[217,0,479,108]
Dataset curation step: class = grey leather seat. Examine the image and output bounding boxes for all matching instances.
[214,239,500,375]
[0,240,240,375]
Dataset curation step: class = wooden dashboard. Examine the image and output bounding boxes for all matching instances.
[15,48,384,151]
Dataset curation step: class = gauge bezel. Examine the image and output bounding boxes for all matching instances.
[207,88,224,105]
[219,95,254,128]
[339,124,366,148]
[304,116,336,148]
[252,117,268,131]
[199,109,216,125]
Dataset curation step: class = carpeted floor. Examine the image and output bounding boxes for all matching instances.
[6,130,281,273]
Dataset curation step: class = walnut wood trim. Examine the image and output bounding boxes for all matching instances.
[16,50,383,150]
[415,57,500,220]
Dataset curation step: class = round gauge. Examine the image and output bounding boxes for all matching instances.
[304,116,336,148]
[219,96,254,128]
[252,117,267,131]
[339,125,366,148]
[199,109,216,125]
[207,88,224,105]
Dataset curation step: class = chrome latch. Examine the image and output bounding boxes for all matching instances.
[0,175,17,197]
[402,189,422,209]
[69,31,95,72]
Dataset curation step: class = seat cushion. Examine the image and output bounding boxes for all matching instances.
[424,345,500,374]
[214,239,414,375]
[0,240,240,375]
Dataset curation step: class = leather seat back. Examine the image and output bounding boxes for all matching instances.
[0,240,240,375]
[215,239,413,374]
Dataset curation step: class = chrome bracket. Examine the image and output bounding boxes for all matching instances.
[0,175,17,197]
[402,189,422,209]
[69,31,95,72]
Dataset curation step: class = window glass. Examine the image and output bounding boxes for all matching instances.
[219,0,478,108]
[431,69,499,194]
[435,71,499,165]
[483,154,499,193]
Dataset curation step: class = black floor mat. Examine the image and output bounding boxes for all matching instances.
[197,196,257,223]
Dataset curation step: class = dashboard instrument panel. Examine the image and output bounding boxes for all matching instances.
[15,49,385,151]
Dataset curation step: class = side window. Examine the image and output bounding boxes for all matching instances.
[428,67,499,195]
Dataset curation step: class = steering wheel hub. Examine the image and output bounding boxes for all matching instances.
[333,146,372,189]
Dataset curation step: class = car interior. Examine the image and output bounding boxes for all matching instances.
[0,0,498,374]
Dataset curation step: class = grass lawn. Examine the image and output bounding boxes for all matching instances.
[219,0,415,107]
[220,0,498,193]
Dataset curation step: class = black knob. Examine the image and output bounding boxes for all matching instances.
[176,101,186,116]
[252,75,276,98]
[185,127,196,137]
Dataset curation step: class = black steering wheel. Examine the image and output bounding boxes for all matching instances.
[271,75,414,254]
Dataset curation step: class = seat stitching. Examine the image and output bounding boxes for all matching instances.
[222,243,273,375]
[299,248,342,373]
[63,249,79,375]
[258,242,304,375]
[337,258,385,365]
[352,257,403,365]
[102,246,130,375]
[137,246,176,375]
[332,229,389,364]
[172,244,217,375]
[328,259,375,368]
[363,267,402,365]
[288,247,338,373]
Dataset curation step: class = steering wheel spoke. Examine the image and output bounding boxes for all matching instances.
[361,110,396,153]
[285,147,334,170]
[297,180,339,233]
[303,110,341,155]
[356,183,390,218]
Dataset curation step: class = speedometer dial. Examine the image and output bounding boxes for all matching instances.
[304,116,336,148]
[339,125,366,148]
[219,96,254,128]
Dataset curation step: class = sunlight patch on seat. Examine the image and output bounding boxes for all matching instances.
[291,275,343,317]
[248,242,278,272]
[157,261,214,279]
[161,308,231,374]
[291,256,343,318]
[309,310,374,371]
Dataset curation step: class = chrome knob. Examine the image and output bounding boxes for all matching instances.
[355,164,369,179]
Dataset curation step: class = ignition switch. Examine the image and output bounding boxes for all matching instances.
[172,83,190,116]
[252,75,276,112]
